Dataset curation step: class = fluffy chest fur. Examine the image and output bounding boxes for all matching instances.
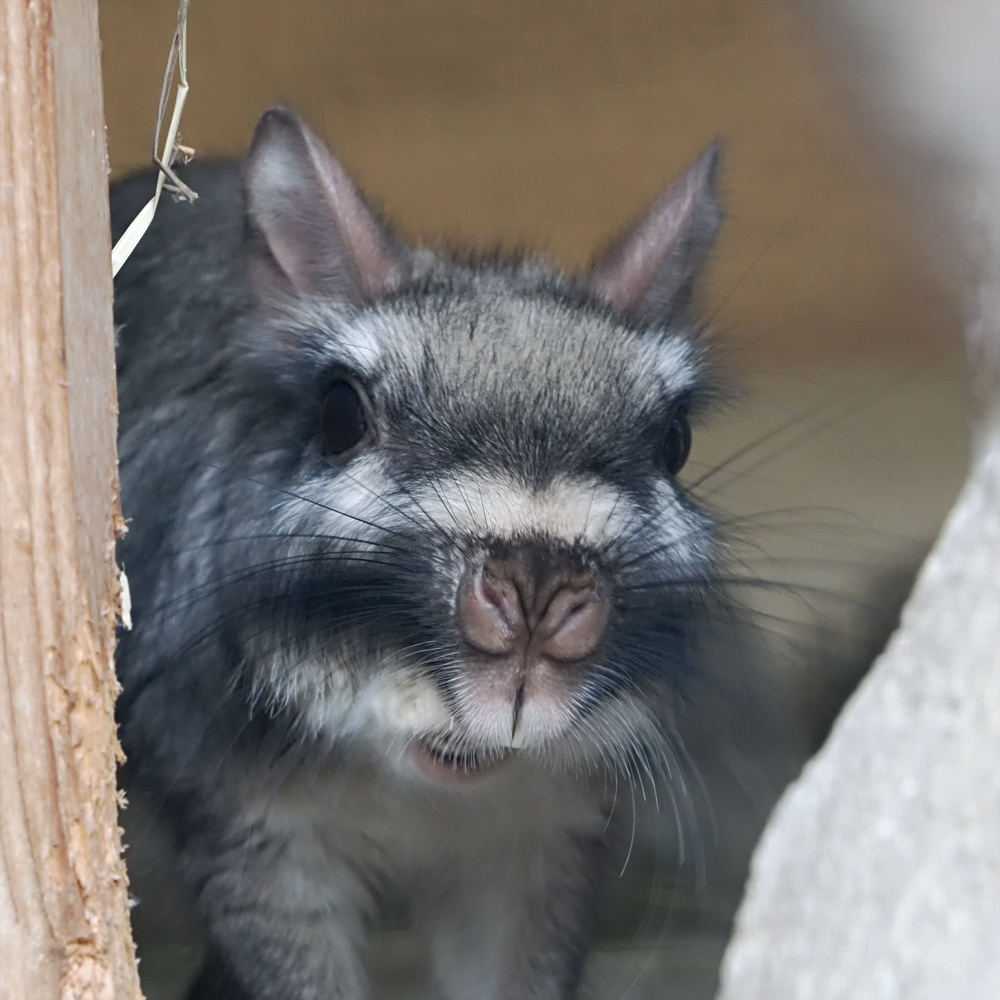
[259,756,609,888]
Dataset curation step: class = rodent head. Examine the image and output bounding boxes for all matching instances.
[230,107,724,786]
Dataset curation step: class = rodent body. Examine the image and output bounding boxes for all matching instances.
[112,107,723,1000]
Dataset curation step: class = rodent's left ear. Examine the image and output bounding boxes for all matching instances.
[588,144,722,325]
[244,106,406,303]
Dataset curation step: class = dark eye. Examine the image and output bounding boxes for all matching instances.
[321,380,372,462]
[660,407,692,476]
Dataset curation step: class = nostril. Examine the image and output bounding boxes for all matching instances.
[457,553,608,663]
[457,564,526,655]
[536,581,609,662]
[479,565,525,625]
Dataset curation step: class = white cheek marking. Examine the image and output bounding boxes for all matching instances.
[411,472,637,546]
[260,646,455,747]
[339,669,454,739]
[257,642,671,774]
[649,480,711,569]
[276,453,406,542]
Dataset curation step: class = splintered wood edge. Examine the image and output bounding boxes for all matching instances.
[0,1,142,997]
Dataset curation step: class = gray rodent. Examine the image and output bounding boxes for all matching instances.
[112,105,724,1000]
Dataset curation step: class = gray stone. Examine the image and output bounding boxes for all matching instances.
[717,425,1000,1000]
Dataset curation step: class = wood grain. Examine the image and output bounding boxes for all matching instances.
[0,1,142,997]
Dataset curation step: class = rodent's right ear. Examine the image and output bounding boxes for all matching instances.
[243,106,406,304]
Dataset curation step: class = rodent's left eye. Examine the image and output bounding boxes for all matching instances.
[659,407,692,476]
[322,380,373,463]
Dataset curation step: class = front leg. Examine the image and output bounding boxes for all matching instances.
[181,816,376,1000]
[419,830,607,1000]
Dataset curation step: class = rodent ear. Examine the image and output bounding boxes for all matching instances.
[587,144,722,324]
[244,106,406,302]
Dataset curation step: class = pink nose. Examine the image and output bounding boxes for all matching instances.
[456,551,609,664]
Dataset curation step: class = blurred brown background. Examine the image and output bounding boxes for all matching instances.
[97,2,970,998]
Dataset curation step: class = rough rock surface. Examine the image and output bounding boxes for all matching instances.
[717,423,1000,1000]
[717,4,1000,997]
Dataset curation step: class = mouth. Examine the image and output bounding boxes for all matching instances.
[410,737,511,785]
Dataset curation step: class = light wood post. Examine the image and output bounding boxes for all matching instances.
[0,1,143,997]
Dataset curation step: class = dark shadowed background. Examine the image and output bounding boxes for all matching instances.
[97,2,969,998]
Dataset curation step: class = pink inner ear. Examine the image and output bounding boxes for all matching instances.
[590,187,699,311]
[300,126,405,299]
[588,145,721,319]
[244,106,405,303]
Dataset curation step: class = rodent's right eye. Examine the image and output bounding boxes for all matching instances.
[321,379,374,464]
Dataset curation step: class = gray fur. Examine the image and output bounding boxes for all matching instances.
[112,107,724,1000]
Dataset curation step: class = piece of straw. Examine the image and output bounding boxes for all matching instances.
[111,0,196,277]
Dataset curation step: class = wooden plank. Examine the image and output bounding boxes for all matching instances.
[0,1,142,996]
